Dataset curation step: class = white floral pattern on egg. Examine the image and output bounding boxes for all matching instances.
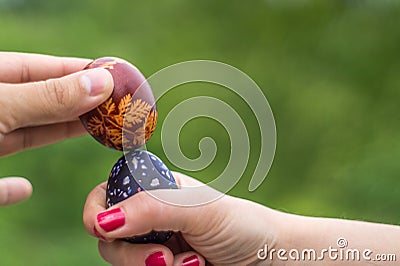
[106,150,178,244]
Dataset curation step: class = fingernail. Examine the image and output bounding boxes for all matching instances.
[93,226,106,241]
[145,251,166,266]
[81,68,113,96]
[182,255,200,266]
[97,208,125,232]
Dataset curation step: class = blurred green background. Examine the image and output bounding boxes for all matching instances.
[1,0,400,265]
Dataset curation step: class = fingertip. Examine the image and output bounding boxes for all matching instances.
[80,68,114,97]
[13,177,33,200]
[19,177,33,198]
[0,177,33,206]
[174,252,205,266]
[15,176,32,190]
[83,182,108,235]
[145,248,174,266]
[98,240,174,266]
[93,226,113,243]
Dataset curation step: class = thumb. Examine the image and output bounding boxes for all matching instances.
[0,68,113,131]
[93,173,229,239]
[0,177,33,206]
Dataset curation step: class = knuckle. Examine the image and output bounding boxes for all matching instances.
[43,78,69,108]
[22,128,33,150]
[39,76,80,116]
[0,89,18,133]
[20,60,31,83]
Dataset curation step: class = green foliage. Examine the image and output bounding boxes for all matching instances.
[1,1,400,265]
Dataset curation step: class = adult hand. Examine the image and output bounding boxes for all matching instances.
[83,170,400,266]
[0,52,113,157]
[0,52,113,206]
[83,172,286,266]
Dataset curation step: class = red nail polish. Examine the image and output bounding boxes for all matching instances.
[93,226,106,241]
[97,208,125,232]
[182,255,199,266]
[145,251,166,266]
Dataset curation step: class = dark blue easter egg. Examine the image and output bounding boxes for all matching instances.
[106,150,178,244]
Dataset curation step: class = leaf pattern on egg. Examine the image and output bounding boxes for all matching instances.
[87,93,156,150]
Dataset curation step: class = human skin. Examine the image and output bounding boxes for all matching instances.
[83,172,400,265]
[0,52,114,206]
[1,52,399,265]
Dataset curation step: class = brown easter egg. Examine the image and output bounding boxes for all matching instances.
[79,57,157,151]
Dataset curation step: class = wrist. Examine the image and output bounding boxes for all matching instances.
[255,207,301,265]
[224,197,293,265]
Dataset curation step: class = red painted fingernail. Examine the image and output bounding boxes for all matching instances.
[182,255,200,266]
[93,226,106,241]
[145,251,166,266]
[97,208,125,232]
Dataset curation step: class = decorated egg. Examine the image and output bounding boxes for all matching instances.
[79,57,157,151]
[106,150,178,244]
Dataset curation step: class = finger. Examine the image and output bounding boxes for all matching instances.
[93,172,227,239]
[0,177,32,206]
[0,120,86,157]
[98,240,174,266]
[0,67,113,131]
[82,174,200,239]
[173,252,205,266]
[0,52,91,83]
[83,182,108,238]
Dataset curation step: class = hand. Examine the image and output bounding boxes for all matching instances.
[0,52,113,157]
[83,172,286,266]
[0,52,113,206]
